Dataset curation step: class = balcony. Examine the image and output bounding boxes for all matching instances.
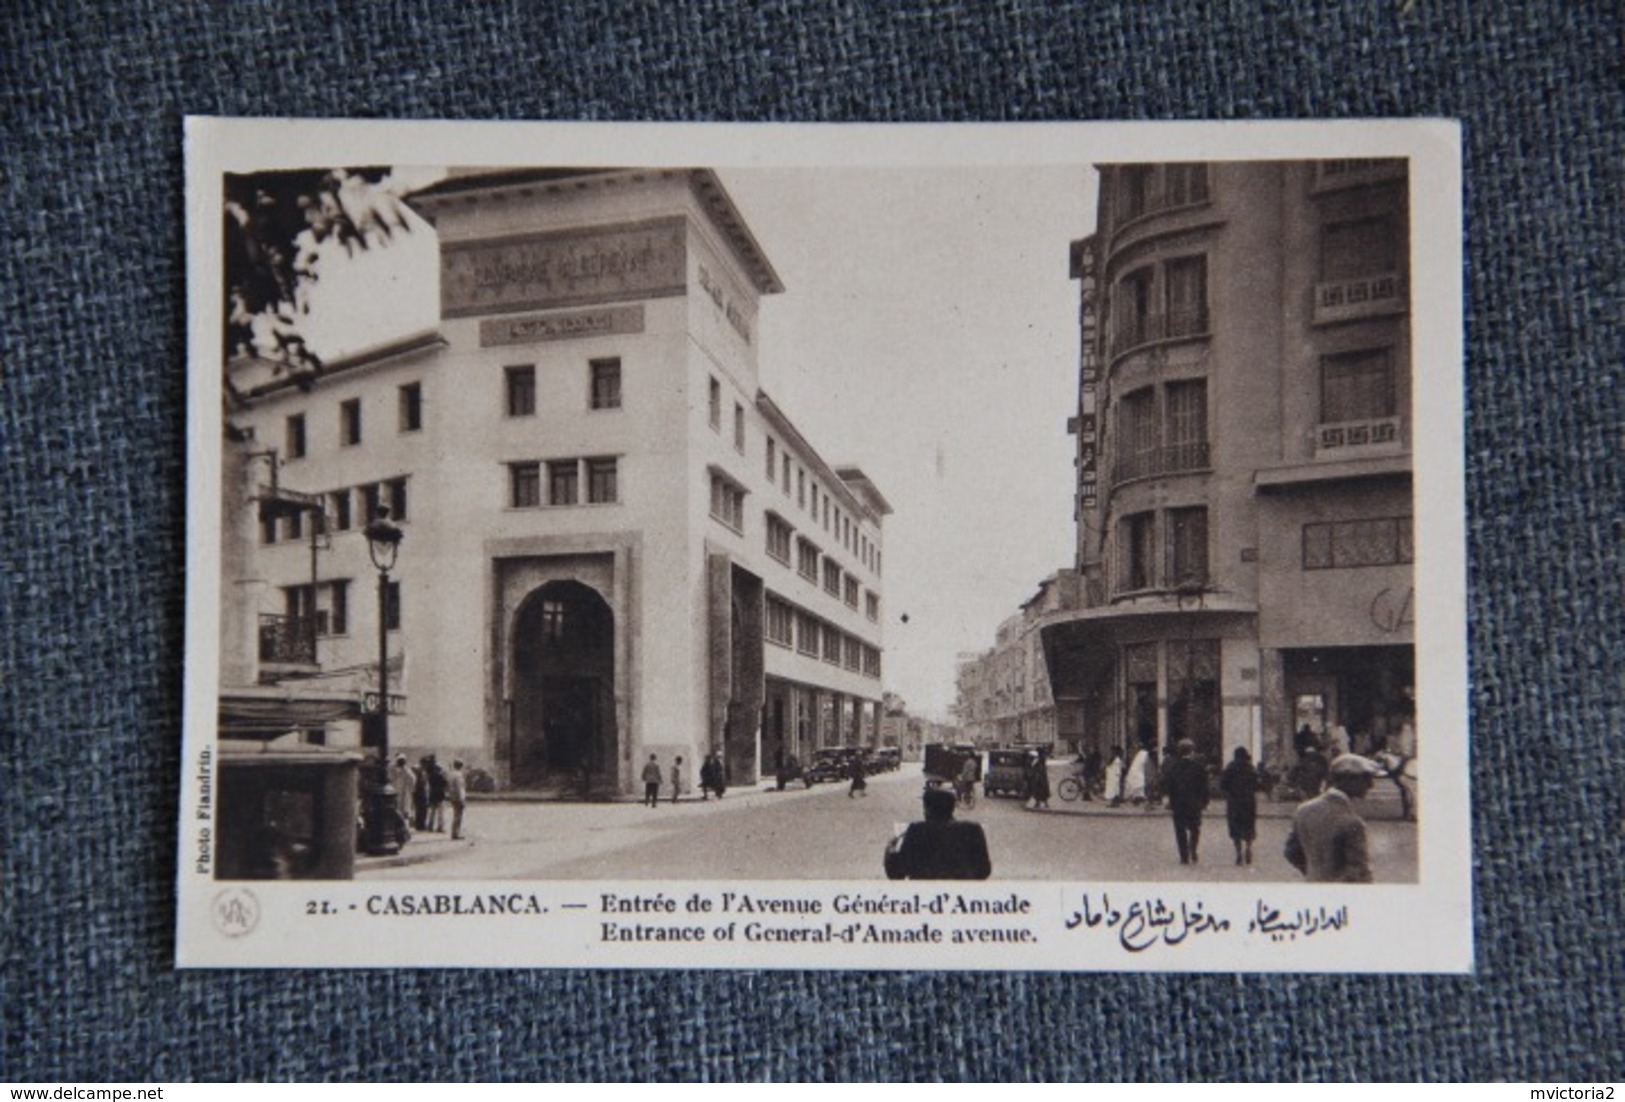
[259,613,319,666]
[1316,416,1403,456]
[1314,273,1407,325]
[1311,159,1407,193]
[1110,307,1209,360]
[1113,441,1211,484]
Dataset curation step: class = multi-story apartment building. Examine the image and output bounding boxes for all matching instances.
[953,572,1077,750]
[219,168,890,795]
[1043,160,1415,768]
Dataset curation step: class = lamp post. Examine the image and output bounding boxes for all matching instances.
[360,507,404,855]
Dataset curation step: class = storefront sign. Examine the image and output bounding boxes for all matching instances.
[480,305,645,347]
[443,219,686,318]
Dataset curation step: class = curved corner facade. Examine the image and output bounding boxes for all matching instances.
[1045,160,1415,768]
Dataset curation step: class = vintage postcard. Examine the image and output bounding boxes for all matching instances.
[179,118,1468,970]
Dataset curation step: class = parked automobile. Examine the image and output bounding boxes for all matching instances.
[983,749,1036,799]
[804,747,863,786]
[871,747,902,772]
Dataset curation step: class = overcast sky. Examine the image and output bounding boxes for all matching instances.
[301,163,1098,719]
[726,166,1095,718]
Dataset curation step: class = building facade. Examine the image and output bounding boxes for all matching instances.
[1043,160,1415,770]
[220,168,890,795]
[953,572,1078,750]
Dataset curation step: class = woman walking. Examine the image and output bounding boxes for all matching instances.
[1220,746,1260,865]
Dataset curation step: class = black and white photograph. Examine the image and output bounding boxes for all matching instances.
[181,119,1467,970]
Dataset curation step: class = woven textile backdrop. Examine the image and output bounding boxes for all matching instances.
[2,0,1620,1082]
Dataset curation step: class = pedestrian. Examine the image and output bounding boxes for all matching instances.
[670,755,687,804]
[413,756,432,830]
[389,754,416,826]
[1026,752,1050,810]
[425,754,447,832]
[641,754,662,808]
[1082,748,1103,800]
[1284,753,1385,882]
[446,758,468,840]
[700,752,726,800]
[1162,738,1210,865]
[1124,745,1150,804]
[1219,746,1260,865]
[1105,745,1126,805]
[884,786,992,880]
[847,752,868,798]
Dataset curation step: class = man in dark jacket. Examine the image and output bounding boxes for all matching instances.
[1162,738,1211,865]
[884,787,991,880]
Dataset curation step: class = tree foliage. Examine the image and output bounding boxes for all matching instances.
[223,168,412,377]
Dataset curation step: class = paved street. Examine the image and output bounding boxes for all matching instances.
[361,763,1417,883]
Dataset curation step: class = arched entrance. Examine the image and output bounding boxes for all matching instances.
[511,580,617,790]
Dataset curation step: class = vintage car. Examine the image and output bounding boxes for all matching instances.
[983,749,1039,799]
[869,746,902,772]
[803,747,864,786]
[922,742,981,786]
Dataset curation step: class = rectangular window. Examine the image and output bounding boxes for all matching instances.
[1117,387,1158,481]
[823,559,841,596]
[1303,516,1414,569]
[1115,165,1154,225]
[590,358,621,410]
[1321,349,1395,423]
[844,576,859,609]
[511,462,541,508]
[709,376,722,430]
[782,454,791,493]
[587,457,618,504]
[548,460,579,506]
[1167,507,1209,588]
[797,538,819,581]
[383,580,401,632]
[329,490,351,531]
[1164,256,1208,337]
[506,365,536,417]
[1164,379,1209,471]
[797,611,820,656]
[1115,267,1153,351]
[340,399,362,446]
[865,591,879,622]
[844,636,861,671]
[864,645,881,678]
[386,477,408,522]
[797,469,806,510]
[362,483,382,523]
[1120,511,1157,591]
[398,382,422,432]
[326,580,349,636]
[1163,163,1209,207]
[765,513,792,563]
[766,437,777,481]
[734,402,745,451]
[810,484,819,518]
[823,624,842,665]
[765,596,794,647]
[285,508,303,542]
[285,414,306,459]
[260,511,278,544]
[1322,216,1397,283]
[710,473,745,531]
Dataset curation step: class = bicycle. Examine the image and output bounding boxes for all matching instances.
[955,779,978,810]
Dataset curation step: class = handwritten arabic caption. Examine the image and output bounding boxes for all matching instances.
[1065,893,1351,953]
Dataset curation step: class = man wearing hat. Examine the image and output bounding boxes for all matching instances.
[1162,738,1211,865]
[1284,753,1385,882]
[883,787,992,880]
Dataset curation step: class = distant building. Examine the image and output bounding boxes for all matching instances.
[953,572,1078,750]
[219,168,891,794]
[1044,160,1415,769]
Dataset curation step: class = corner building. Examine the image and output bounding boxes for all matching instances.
[1043,160,1415,768]
[223,169,889,794]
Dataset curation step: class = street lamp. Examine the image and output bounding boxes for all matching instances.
[360,507,404,855]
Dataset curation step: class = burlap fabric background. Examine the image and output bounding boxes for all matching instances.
[2,0,1620,1082]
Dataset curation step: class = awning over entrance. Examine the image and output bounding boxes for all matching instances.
[219,690,364,739]
[1039,592,1258,698]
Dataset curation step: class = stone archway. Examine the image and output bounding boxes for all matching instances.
[511,580,617,790]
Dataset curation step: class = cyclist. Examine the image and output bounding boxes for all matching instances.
[955,754,979,807]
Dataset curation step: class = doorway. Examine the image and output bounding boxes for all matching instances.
[511,580,616,790]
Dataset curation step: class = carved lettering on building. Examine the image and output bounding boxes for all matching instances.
[443,220,686,318]
[697,262,753,345]
[1369,586,1415,634]
[480,306,646,347]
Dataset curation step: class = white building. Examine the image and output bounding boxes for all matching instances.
[220,168,890,795]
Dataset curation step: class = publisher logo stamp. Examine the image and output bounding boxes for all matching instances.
[213,889,261,938]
